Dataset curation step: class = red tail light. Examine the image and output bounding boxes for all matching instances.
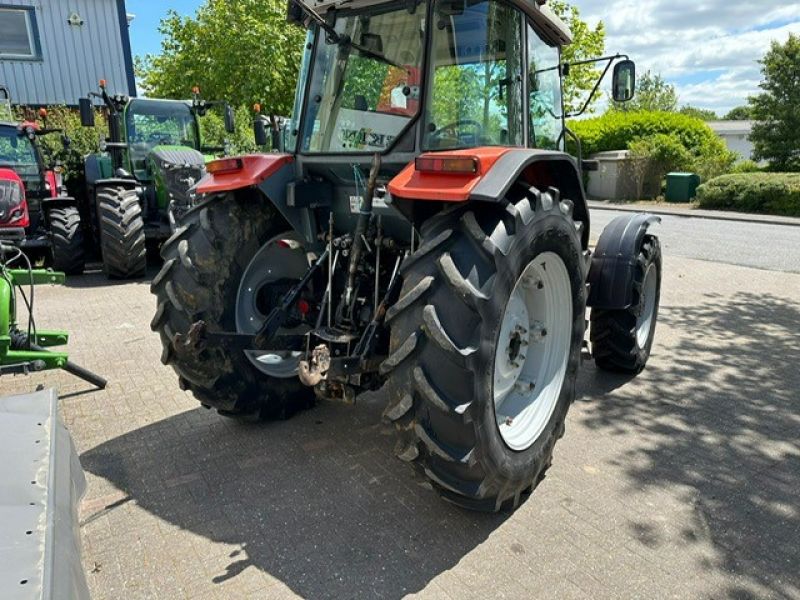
[207,157,244,175]
[415,155,479,174]
[0,179,29,228]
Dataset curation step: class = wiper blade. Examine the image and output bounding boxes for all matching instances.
[345,37,405,69]
[289,0,405,70]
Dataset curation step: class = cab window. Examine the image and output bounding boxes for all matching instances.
[424,0,524,150]
[528,23,563,150]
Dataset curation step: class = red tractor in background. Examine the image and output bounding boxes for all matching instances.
[0,86,85,274]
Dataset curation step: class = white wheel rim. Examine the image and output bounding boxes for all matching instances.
[493,252,572,452]
[636,263,658,348]
[236,233,309,379]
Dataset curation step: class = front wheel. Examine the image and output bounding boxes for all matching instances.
[590,235,662,373]
[96,186,146,279]
[383,185,586,511]
[48,205,85,275]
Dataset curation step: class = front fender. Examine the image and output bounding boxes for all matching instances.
[41,195,77,207]
[587,213,661,310]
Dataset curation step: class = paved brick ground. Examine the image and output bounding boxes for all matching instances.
[2,256,799,600]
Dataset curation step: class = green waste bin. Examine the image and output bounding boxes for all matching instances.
[665,172,701,203]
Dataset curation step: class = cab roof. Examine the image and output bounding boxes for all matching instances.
[307,0,573,45]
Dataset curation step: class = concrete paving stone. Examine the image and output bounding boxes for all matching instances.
[2,255,798,599]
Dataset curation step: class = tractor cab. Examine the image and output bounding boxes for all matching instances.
[241,0,636,246]
[275,0,633,169]
[123,98,203,178]
[0,120,65,205]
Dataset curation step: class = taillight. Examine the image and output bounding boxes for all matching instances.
[415,155,479,174]
[207,157,244,175]
[0,180,30,227]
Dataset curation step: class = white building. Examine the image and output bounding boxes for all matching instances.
[707,120,755,161]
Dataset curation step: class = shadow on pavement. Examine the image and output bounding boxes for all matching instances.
[81,391,508,598]
[64,268,155,290]
[579,292,800,599]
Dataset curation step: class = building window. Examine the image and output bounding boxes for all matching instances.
[0,7,40,59]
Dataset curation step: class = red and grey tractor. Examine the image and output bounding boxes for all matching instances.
[0,87,85,274]
[152,0,662,511]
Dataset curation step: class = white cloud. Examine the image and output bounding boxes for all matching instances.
[571,0,800,115]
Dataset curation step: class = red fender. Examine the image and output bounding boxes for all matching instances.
[44,170,59,198]
[387,147,513,202]
[196,154,294,196]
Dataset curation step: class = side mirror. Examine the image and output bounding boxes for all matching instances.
[612,60,636,103]
[79,98,95,127]
[224,105,236,134]
[286,0,304,25]
[253,118,268,147]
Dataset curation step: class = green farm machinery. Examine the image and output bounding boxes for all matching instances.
[0,227,105,387]
[78,83,237,279]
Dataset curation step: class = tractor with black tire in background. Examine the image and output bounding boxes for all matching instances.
[0,86,86,275]
[78,83,237,279]
[152,0,662,512]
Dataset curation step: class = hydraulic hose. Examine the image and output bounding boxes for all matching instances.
[343,153,381,311]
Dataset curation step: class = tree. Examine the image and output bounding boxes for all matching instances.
[679,106,718,121]
[611,71,678,113]
[725,106,753,121]
[550,1,606,115]
[137,0,305,115]
[749,34,800,171]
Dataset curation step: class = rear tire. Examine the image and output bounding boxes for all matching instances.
[383,185,586,512]
[97,186,146,279]
[48,206,85,275]
[590,235,661,374]
[150,192,314,419]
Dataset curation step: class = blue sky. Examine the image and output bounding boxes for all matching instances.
[126,0,199,56]
[126,0,800,115]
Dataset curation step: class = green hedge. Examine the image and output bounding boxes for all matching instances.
[570,111,736,181]
[696,173,800,216]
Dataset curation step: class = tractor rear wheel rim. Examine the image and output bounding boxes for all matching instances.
[493,252,572,452]
[236,233,310,379]
[636,263,658,348]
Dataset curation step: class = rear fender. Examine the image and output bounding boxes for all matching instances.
[195,154,293,196]
[201,156,316,245]
[587,213,661,310]
[388,147,590,248]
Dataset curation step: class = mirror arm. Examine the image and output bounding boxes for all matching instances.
[563,53,627,70]
[563,55,621,119]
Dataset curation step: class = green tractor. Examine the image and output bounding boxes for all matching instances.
[78,83,237,278]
